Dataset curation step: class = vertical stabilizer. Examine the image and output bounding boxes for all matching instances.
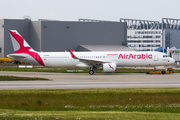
[9,30,45,66]
[9,30,35,53]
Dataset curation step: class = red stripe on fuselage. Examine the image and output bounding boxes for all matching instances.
[9,31,45,66]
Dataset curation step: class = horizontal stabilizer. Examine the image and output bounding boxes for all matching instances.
[7,54,27,59]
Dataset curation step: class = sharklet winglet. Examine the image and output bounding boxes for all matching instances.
[68,49,77,59]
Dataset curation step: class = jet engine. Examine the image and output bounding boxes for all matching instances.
[98,63,117,72]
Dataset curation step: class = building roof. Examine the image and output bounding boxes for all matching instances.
[78,45,133,51]
[154,47,167,52]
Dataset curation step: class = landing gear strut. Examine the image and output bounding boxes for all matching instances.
[89,66,97,75]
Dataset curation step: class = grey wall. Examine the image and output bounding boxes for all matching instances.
[1,19,127,57]
[0,19,4,57]
[30,21,41,51]
[165,29,180,49]
[3,19,31,57]
[41,21,127,52]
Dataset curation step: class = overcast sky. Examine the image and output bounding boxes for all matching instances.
[0,0,179,21]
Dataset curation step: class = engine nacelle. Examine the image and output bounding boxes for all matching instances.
[102,63,117,72]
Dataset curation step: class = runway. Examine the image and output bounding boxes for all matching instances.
[0,71,180,90]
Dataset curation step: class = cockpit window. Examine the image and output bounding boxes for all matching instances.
[163,55,169,57]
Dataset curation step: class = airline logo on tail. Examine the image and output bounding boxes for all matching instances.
[9,31,34,53]
[9,30,45,66]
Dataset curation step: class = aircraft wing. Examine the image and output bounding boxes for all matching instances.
[68,49,112,65]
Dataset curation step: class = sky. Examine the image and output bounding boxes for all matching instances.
[0,0,180,22]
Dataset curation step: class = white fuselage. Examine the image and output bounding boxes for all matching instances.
[8,51,175,68]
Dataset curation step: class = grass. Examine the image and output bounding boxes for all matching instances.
[0,88,180,119]
[0,110,180,120]
[1,65,180,73]
[0,75,49,81]
[0,88,180,113]
[0,65,180,119]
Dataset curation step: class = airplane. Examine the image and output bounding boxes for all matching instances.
[7,30,175,75]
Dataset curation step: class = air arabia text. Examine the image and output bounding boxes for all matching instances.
[118,53,152,59]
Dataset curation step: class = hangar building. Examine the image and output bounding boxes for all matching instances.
[120,18,180,51]
[0,19,127,58]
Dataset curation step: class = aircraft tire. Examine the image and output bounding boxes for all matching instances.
[161,71,166,75]
[146,72,150,74]
[89,70,94,75]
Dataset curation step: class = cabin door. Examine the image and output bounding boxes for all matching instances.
[153,53,158,61]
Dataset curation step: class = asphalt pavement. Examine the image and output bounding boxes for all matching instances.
[0,71,180,90]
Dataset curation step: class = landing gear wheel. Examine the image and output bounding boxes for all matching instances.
[146,72,149,74]
[89,70,94,75]
[161,71,166,75]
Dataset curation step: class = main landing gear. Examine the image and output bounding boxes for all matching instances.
[89,70,94,75]
[89,66,97,75]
